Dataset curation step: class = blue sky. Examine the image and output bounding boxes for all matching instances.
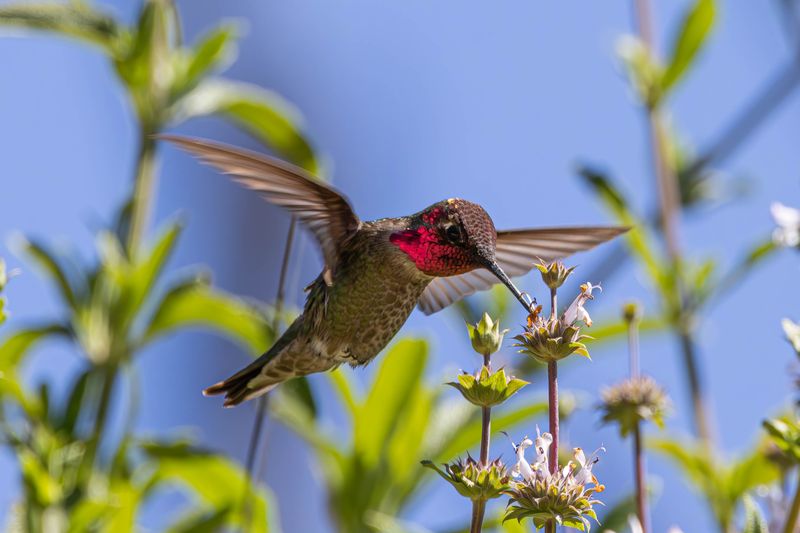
[1,1,799,531]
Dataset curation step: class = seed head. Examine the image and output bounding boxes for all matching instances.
[599,376,670,437]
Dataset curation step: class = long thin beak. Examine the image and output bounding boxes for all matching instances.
[486,261,532,313]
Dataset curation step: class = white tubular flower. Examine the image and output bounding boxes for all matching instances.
[771,202,800,247]
[511,437,535,482]
[562,282,602,327]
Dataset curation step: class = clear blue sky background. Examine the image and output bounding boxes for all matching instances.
[1,1,799,531]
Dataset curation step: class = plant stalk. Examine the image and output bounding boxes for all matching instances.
[633,423,650,533]
[470,351,493,533]
[783,472,800,533]
[241,216,297,527]
[548,287,559,475]
[126,130,159,254]
[632,0,714,448]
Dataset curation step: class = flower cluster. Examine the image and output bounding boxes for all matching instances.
[599,376,670,437]
[504,429,605,531]
[513,282,600,364]
[448,366,528,407]
[422,456,511,502]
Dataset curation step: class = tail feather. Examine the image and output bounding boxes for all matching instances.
[204,318,303,407]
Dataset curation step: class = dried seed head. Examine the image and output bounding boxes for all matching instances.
[599,376,670,437]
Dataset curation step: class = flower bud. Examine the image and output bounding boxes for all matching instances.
[622,301,642,324]
[447,366,528,407]
[534,261,576,290]
[467,313,508,356]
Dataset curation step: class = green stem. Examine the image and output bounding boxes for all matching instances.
[126,130,159,254]
[783,471,800,533]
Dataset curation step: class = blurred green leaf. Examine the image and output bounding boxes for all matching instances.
[0,324,69,373]
[170,25,237,102]
[173,78,319,173]
[0,2,122,52]
[616,34,663,107]
[355,339,428,467]
[661,0,716,95]
[650,436,778,531]
[142,441,274,533]
[18,237,82,310]
[143,279,272,355]
[742,494,768,533]
[58,369,92,436]
[19,448,62,505]
[166,507,231,533]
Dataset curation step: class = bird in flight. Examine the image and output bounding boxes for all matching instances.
[163,135,626,406]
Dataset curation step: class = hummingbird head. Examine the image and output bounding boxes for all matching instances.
[390,198,531,311]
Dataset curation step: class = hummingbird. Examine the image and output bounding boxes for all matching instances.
[163,135,626,407]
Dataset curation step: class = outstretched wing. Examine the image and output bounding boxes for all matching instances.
[162,135,360,278]
[417,226,628,315]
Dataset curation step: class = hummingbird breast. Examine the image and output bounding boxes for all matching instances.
[302,219,432,366]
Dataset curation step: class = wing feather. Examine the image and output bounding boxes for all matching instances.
[417,226,627,315]
[162,135,360,274]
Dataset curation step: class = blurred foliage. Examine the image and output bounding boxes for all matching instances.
[270,338,566,532]
[0,0,322,531]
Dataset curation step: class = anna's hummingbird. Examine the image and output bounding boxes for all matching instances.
[163,136,626,406]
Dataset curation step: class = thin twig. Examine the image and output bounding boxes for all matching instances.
[241,216,297,528]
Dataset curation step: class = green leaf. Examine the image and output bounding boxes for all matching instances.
[0,2,122,53]
[18,236,82,309]
[0,324,69,373]
[171,25,237,102]
[19,448,61,505]
[742,495,768,533]
[142,279,273,355]
[172,78,319,173]
[661,0,716,94]
[143,441,275,533]
[58,369,92,435]
[354,339,428,467]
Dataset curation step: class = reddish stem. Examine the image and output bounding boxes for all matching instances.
[548,361,558,475]
[633,423,650,533]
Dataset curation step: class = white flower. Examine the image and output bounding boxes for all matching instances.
[562,282,602,327]
[512,437,535,481]
[771,202,800,247]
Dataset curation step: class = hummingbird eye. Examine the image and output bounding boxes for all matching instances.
[444,223,465,244]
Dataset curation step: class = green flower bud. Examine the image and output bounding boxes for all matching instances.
[534,261,576,290]
[622,301,642,324]
[764,416,800,463]
[599,376,670,437]
[467,313,509,356]
[422,456,510,502]
[447,366,528,407]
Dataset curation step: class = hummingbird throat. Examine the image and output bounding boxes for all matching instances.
[389,225,473,277]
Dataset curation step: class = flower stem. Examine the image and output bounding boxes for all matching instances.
[126,129,159,254]
[633,423,650,533]
[632,0,715,448]
[241,216,297,528]
[783,472,800,533]
[471,352,492,533]
[548,360,559,476]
